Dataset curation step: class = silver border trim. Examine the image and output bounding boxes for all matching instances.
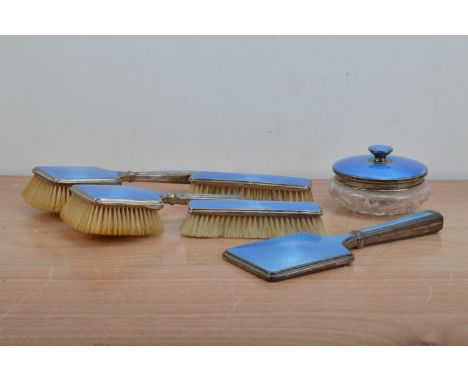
[190,177,311,191]
[33,167,122,185]
[70,187,164,210]
[223,250,354,281]
[188,205,323,217]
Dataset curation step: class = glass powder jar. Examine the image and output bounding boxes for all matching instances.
[329,145,431,216]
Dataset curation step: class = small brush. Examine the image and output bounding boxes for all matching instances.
[181,199,324,239]
[22,167,313,213]
[60,185,242,236]
[187,171,313,202]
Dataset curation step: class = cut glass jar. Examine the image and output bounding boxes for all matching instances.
[329,145,431,216]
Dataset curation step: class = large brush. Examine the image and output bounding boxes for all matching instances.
[21,166,191,213]
[60,184,242,236]
[22,167,312,213]
[181,199,324,239]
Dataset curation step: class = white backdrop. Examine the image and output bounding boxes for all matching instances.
[0,36,467,179]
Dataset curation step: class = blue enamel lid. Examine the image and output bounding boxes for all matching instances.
[333,145,428,181]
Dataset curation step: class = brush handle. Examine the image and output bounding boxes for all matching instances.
[120,171,193,184]
[161,193,244,205]
[346,210,443,249]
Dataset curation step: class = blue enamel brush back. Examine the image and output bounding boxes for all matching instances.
[72,185,165,202]
[190,171,310,187]
[226,232,351,274]
[36,166,121,182]
[188,199,322,213]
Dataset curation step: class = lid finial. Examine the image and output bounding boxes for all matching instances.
[369,145,393,163]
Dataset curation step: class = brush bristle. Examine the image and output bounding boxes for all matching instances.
[188,184,313,201]
[181,214,324,239]
[21,175,71,213]
[60,193,164,236]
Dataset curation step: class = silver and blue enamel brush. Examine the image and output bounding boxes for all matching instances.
[21,166,192,213]
[180,199,324,239]
[224,210,443,281]
[22,166,313,212]
[187,171,312,202]
[60,184,242,236]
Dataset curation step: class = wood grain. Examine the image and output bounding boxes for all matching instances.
[0,177,467,345]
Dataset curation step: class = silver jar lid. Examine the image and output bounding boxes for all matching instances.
[333,145,428,190]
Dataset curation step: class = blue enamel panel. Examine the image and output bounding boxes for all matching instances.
[226,232,352,274]
[333,145,427,180]
[188,199,322,213]
[360,210,433,233]
[72,185,164,202]
[190,171,310,188]
[36,166,121,181]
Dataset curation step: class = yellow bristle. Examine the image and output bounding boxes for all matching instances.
[60,193,164,236]
[188,183,313,201]
[21,175,71,213]
[181,214,324,239]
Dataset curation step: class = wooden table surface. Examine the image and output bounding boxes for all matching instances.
[0,177,467,345]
